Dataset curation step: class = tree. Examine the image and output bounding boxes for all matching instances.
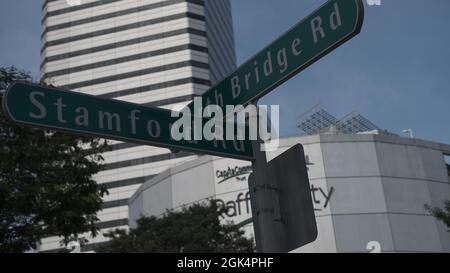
[96,202,256,253]
[0,66,110,253]
[425,201,450,231]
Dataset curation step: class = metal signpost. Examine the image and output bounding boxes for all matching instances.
[1,0,364,253]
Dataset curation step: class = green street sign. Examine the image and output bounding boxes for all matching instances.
[2,82,254,160]
[188,0,364,111]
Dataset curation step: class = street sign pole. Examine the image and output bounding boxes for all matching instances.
[247,105,283,253]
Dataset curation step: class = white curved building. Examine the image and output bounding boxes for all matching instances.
[130,132,450,253]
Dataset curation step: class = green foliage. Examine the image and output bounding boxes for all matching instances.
[425,201,450,231]
[0,66,110,252]
[97,202,256,253]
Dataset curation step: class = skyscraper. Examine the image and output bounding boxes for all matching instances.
[39,0,236,252]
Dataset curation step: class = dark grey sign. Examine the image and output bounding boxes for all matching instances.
[249,144,317,252]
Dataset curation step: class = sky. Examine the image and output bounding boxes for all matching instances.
[0,0,449,144]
